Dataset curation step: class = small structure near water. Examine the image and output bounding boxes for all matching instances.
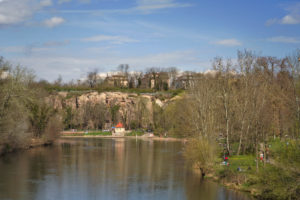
[112,122,125,136]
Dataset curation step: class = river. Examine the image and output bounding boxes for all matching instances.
[0,138,252,200]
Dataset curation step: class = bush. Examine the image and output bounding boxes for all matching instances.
[43,115,63,142]
[184,138,217,177]
[254,165,299,200]
[269,139,300,169]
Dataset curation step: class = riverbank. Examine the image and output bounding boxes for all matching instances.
[0,136,250,200]
[183,138,300,200]
[0,138,55,156]
[207,149,300,199]
[60,135,187,142]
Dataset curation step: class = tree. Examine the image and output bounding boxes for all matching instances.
[135,97,150,128]
[0,58,61,153]
[167,67,178,89]
[87,69,98,88]
[118,64,129,75]
[0,64,35,150]
[184,137,217,178]
[82,102,108,129]
[27,100,55,138]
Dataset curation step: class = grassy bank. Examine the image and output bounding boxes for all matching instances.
[207,140,300,199]
[125,130,145,136]
[62,131,112,136]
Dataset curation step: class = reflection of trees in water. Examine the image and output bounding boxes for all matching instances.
[0,146,63,200]
[55,138,185,198]
[183,171,252,200]
[0,139,251,200]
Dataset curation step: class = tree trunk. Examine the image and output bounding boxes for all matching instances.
[237,120,245,155]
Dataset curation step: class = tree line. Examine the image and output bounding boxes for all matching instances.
[156,50,300,154]
[1,49,300,158]
[0,57,62,155]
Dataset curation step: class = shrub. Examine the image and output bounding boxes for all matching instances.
[43,115,63,142]
[184,137,217,177]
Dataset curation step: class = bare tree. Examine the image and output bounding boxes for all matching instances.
[87,69,98,88]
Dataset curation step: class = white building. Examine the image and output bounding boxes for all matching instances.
[113,122,125,136]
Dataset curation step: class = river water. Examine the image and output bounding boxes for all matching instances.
[0,138,251,200]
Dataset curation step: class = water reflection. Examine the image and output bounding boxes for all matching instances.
[0,138,251,200]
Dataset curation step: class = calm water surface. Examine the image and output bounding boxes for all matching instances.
[0,138,251,200]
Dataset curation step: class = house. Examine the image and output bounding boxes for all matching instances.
[0,70,9,80]
[175,72,202,89]
[105,75,128,87]
[140,73,153,88]
[113,122,125,136]
[140,72,170,90]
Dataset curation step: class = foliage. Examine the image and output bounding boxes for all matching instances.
[269,139,300,169]
[126,129,144,136]
[110,104,120,124]
[27,100,55,138]
[184,138,217,177]
[0,58,62,154]
[249,164,300,200]
[216,144,300,200]
[43,114,63,142]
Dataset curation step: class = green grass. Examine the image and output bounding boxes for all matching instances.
[214,143,300,199]
[84,131,112,136]
[63,134,84,136]
[227,155,258,173]
[126,130,145,136]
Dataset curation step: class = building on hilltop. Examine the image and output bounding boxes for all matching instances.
[175,72,202,89]
[140,72,170,90]
[105,75,129,88]
[0,70,9,80]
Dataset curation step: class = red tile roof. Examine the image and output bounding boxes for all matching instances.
[115,122,124,128]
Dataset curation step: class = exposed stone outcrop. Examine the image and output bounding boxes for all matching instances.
[46,91,171,129]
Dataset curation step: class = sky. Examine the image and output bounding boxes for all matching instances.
[0,0,300,81]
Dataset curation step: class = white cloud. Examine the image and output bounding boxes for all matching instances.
[118,50,202,68]
[43,16,65,28]
[58,0,71,4]
[280,15,300,24]
[40,0,52,7]
[0,0,52,25]
[59,0,191,15]
[79,0,90,3]
[266,2,300,25]
[0,46,25,53]
[82,35,139,44]
[43,40,70,47]
[135,0,191,12]
[267,36,300,44]
[8,50,205,81]
[214,39,242,47]
[0,40,70,56]
[265,18,277,26]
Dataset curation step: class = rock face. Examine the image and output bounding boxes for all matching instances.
[49,92,156,109]
[47,91,168,129]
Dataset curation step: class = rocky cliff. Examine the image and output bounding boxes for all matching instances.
[47,91,169,129]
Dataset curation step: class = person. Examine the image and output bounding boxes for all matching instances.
[224,156,229,165]
[260,152,264,161]
[265,146,269,162]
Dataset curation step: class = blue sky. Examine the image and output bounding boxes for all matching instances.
[0,0,299,81]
